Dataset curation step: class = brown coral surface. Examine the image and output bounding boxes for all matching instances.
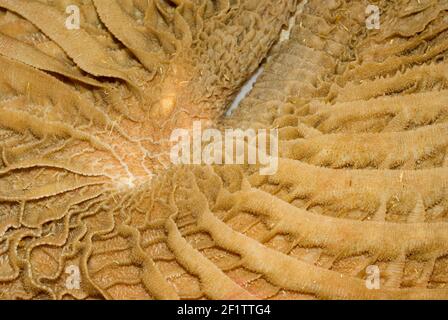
[0,0,447,300]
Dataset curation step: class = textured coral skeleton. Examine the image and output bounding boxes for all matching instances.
[0,0,447,300]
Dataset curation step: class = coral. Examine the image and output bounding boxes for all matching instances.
[0,0,447,300]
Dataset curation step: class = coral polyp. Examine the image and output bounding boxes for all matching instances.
[0,0,447,300]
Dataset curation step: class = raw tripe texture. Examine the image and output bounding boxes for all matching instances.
[0,0,447,300]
